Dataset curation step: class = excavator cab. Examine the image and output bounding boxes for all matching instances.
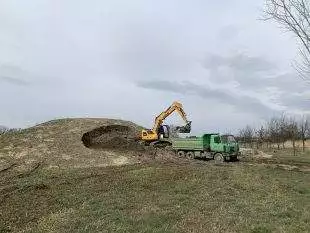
[158,125,170,139]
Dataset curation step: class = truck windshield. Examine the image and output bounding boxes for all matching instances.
[214,136,220,143]
[221,135,236,143]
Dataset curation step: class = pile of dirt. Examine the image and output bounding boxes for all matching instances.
[0,118,148,173]
[81,124,145,151]
[0,118,190,175]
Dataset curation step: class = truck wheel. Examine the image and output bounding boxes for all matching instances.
[214,153,224,163]
[177,151,185,157]
[186,151,195,159]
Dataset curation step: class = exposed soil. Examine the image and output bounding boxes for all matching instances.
[81,124,145,151]
[0,118,149,174]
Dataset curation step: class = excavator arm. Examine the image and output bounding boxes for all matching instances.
[152,101,191,133]
[141,101,191,142]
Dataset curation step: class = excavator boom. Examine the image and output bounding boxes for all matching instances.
[141,101,191,143]
[152,101,191,132]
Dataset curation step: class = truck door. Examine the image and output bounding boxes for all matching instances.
[210,135,223,152]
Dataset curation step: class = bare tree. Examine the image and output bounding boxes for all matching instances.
[299,115,309,151]
[307,118,310,139]
[263,122,272,148]
[267,117,280,148]
[256,126,265,149]
[0,126,8,134]
[264,0,310,80]
[0,126,22,135]
[286,117,299,156]
[279,113,289,148]
[275,117,283,149]
[239,125,255,148]
[238,128,246,147]
[223,128,233,136]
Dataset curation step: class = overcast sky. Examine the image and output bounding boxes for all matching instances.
[0,0,309,134]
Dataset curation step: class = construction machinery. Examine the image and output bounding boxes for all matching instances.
[140,101,192,147]
[172,133,240,162]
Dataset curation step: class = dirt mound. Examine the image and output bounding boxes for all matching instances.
[0,118,182,175]
[81,124,143,151]
[0,118,146,173]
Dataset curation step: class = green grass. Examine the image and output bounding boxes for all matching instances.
[1,161,310,233]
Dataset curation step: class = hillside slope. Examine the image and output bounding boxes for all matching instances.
[0,118,145,173]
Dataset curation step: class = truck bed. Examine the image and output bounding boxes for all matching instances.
[171,136,210,151]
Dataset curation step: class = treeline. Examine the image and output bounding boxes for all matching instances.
[0,126,22,135]
[237,114,309,155]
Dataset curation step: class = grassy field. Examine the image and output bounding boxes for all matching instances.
[1,159,310,233]
[1,120,310,233]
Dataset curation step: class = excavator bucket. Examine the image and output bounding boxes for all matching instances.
[176,121,192,133]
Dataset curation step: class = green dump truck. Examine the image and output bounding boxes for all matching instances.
[171,133,240,162]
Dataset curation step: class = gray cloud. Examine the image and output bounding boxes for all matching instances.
[204,53,275,73]
[202,53,279,90]
[218,25,241,41]
[201,53,309,113]
[203,53,308,92]
[0,76,29,86]
[279,93,310,111]
[0,65,31,86]
[268,73,308,92]
[137,80,279,117]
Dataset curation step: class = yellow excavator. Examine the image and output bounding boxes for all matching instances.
[140,101,191,147]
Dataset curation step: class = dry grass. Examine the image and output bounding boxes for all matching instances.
[0,118,143,174]
[284,140,310,148]
[264,140,310,149]
[1,119,310,232]
[1,161,310,233]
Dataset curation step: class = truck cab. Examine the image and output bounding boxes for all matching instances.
[210,134,239,155]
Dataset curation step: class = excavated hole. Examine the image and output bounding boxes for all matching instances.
[81,125,145,151]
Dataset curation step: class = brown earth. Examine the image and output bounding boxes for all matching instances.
[0,118,157,175]
[81,124,144,151]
